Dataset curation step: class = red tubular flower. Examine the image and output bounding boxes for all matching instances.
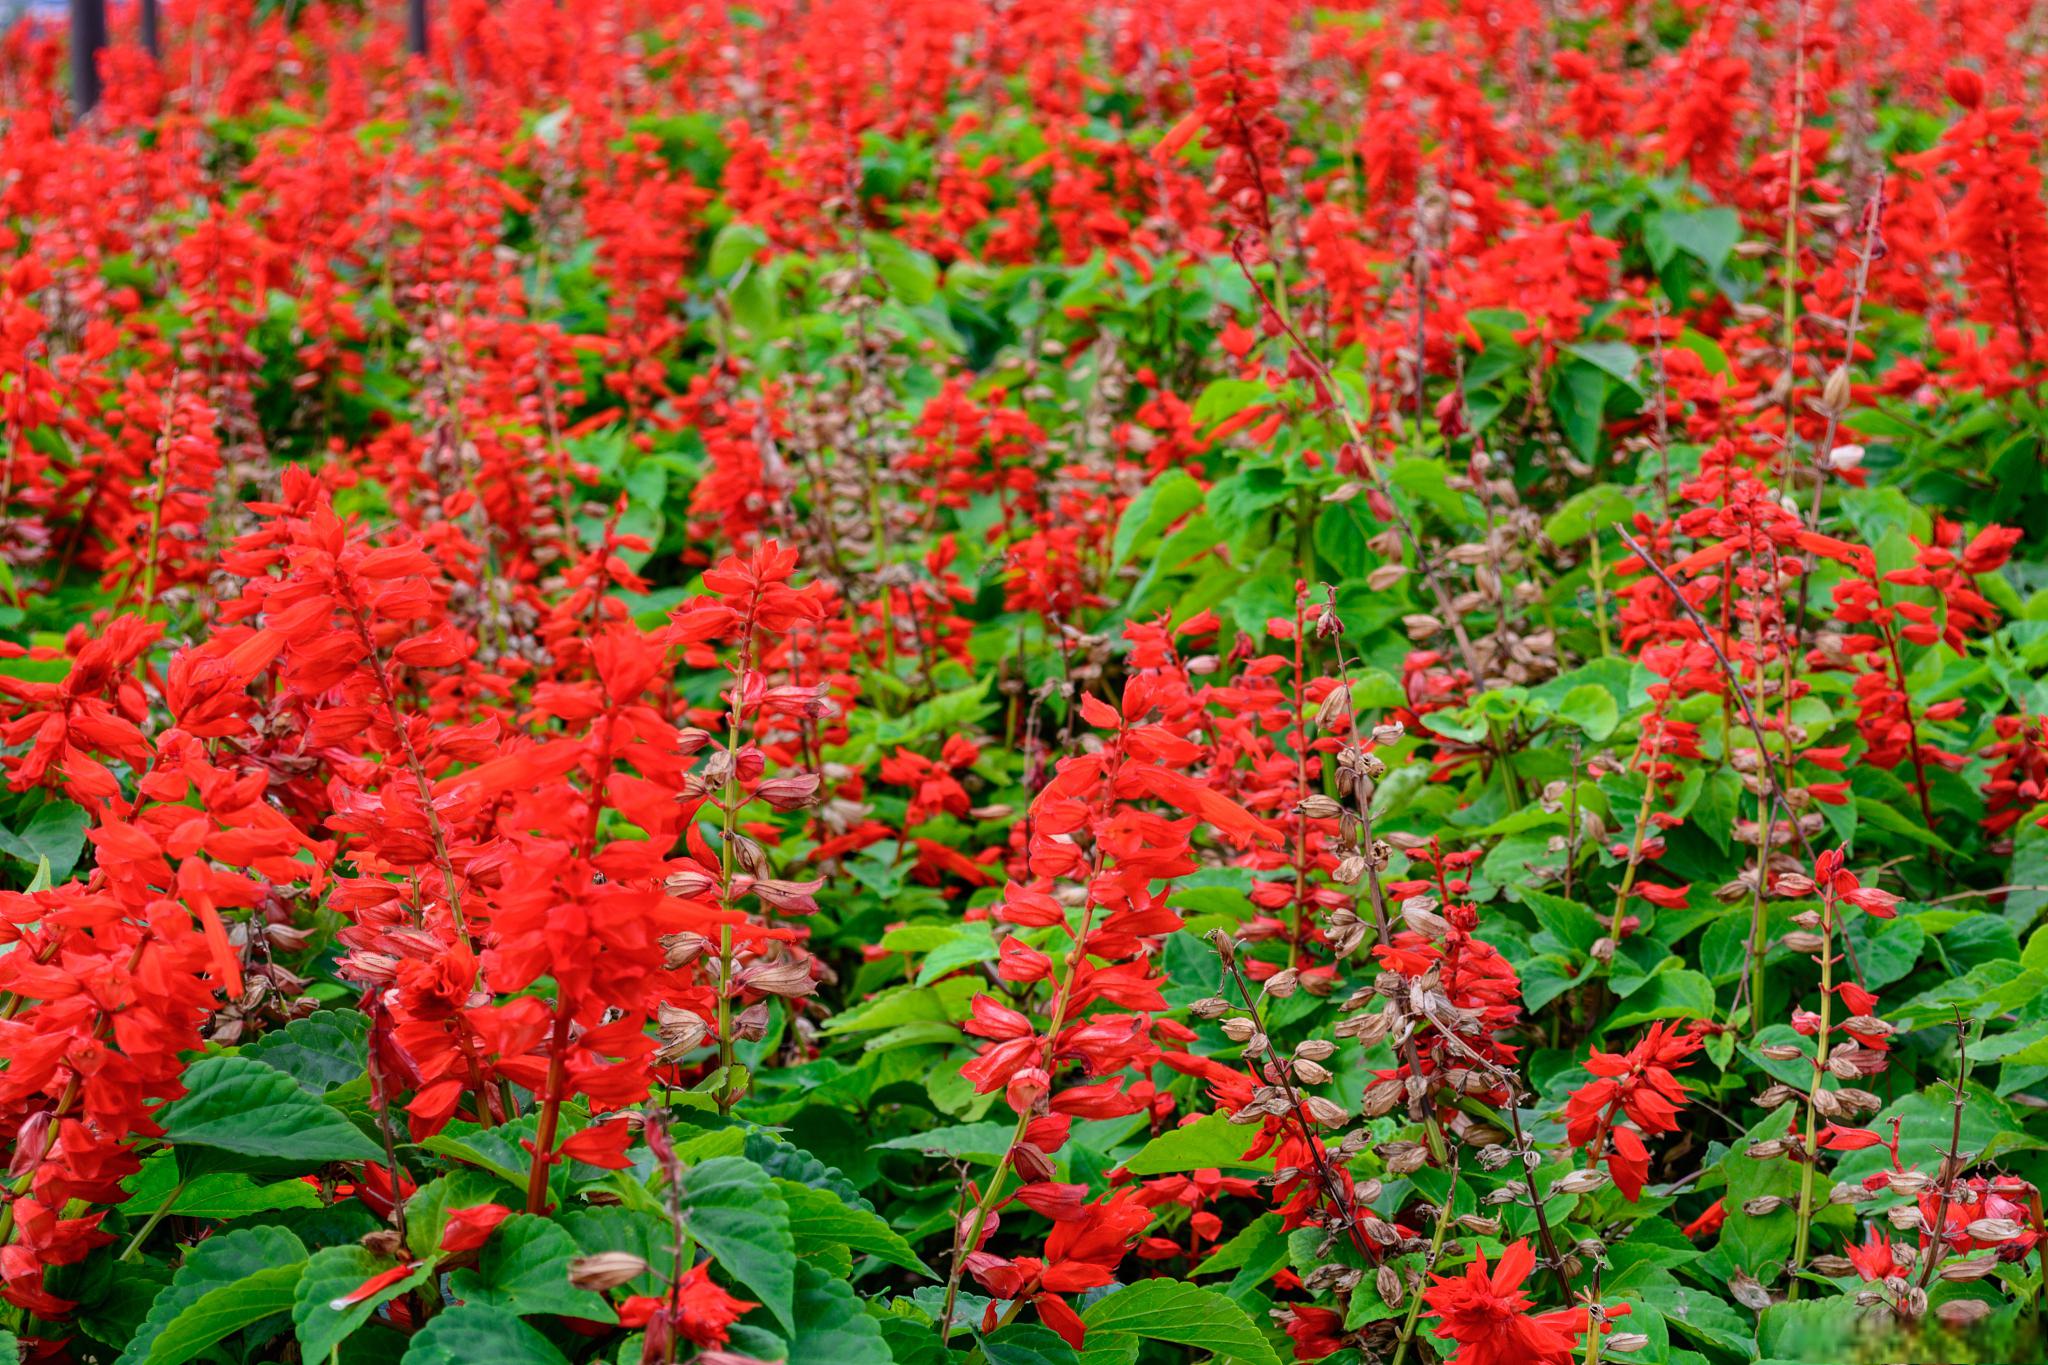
[968,1193,1153,1348]
[1422,1240,1589,1365]
[1564,1021,1704,1200]
[1281,1305,1348,1360]
[438,1203,513,1254]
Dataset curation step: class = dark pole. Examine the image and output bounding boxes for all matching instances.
[405,0,427,55]
[68,0,107,116]
[140,0,159,60]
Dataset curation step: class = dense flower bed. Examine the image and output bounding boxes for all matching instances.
[1,2,2048,1364]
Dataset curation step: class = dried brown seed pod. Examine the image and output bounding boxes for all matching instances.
[1939,1256,2001,1281]
[1729,1271,1772,1311]
[1965,1217,2026,1243]
[568,1252,650,1292]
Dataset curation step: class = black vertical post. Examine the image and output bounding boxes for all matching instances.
[69,0,107,116]
[406,0,427,55]
[140,0,160,60]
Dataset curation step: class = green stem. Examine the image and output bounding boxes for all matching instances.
[1391,1161,1459,1365]
[119,1182,184,1261]
[1789,898,1834,1294]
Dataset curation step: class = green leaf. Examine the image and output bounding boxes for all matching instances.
[1553,684,1620,741]
[1561,341,1640,389]
[558,1207,668,1297]
[168,1173,324,1219]
[683,1156,795,1334]
[1647,206,1740,273]
[708,222,768,277]
[294,1247,433,1363]
[1550,362,1610,461]
[419,1114,550,1187]
[864,233,938,306]
[1191,379,1272,427]
[1520,889,1604,958]
[1854,795,1958,855]
[157,1056,381,1165]
[1603,969,1716,1032]
[1122,1112,1262,1175]
[1715,1104,1802,1274]
[448,1214,616,1321]
[983,1323,1079,1365]
[243,1010,371,1094]
[118,1226,307,1365]
[787,1260,893,1365]
[1080,1281,1280,1365]
[780,1180,934,1276]
[1114,471,1204,566]
[2009,821,2048,928]
[1313,499,1377,579]
[1542,484,1634,546]
[0,799,88,880]
[874,1120,1014,1162]
[1833,1083,2047,1184]
[400,1305,570,1365]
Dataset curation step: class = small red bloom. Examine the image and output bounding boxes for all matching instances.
[1423,1240,1588,1365]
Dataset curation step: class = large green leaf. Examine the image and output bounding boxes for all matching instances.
[983,1323,1079,1365]
[558,1206,669,1297]
[293,1247,433,1363]
[123,1154,323,1221]
[0,798,87,880]
[1833,1083,2048,1183]
[786,1260,893,1365]
[779,1179,933,1276]
[1114,471,1204,566]
[873,1120,1014,1162]
[1714,1104,1801,1275]
[118,1226,307,1365]
[399,1305,570,1365]
[682,1156,794,1333]
[157,1056,381,1165]
[447,1214,616,1322]
[1078,1280,1281,1365]
[243,1010,371,1094]
[1602,969,1716,1032]
[1122,1112,1262,1175]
